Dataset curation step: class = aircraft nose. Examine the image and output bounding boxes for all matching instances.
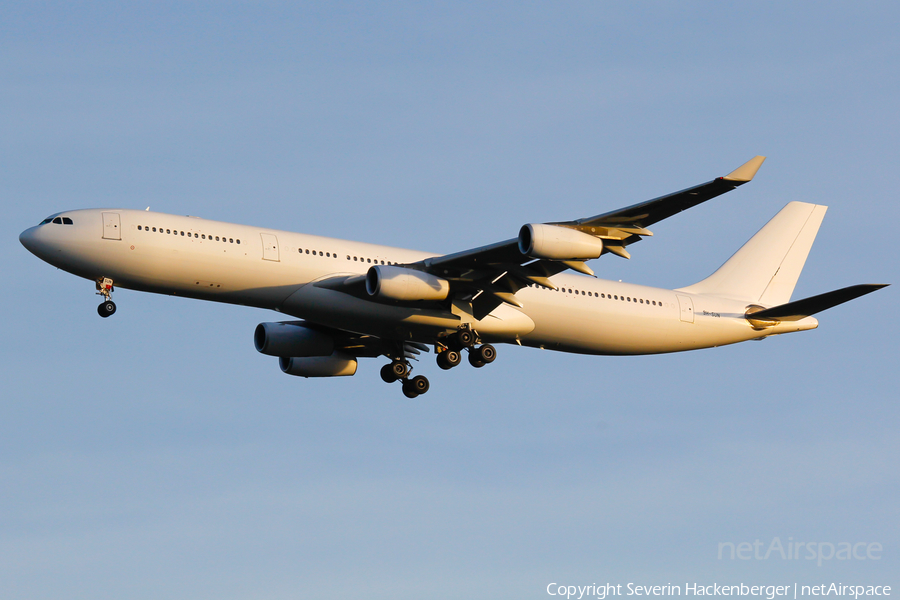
[19,226,38,253]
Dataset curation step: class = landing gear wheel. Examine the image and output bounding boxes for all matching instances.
[475,344,496,364]
[401,375,430,398]
[436,349,461,370]
[411,375,429,395]
[456,330,475,348]
[390,361,409,379]
[380,363,399,383]
[402,379,419,398]
[98,300,116,318]
[468,351,486,368]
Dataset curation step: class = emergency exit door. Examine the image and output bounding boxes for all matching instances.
[677,295,694,323]
[102,212,121,240]
[261,233,280,261]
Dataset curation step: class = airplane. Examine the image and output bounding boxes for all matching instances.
[19,156,887,398]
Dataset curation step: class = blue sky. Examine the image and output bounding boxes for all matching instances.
[2,3,897,599]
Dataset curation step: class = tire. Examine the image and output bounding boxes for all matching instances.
[98,301,116,318]
[437,350,461,370]
[380,363,398,383]
[468,351,485,368]
[457,330,475,348]
[401,380,419,398]
[390,361,408,379]
[477,344,496,364]
[411,375,429,395]
[445,350,461,367]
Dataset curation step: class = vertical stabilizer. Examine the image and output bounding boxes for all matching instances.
[677,201,827,305]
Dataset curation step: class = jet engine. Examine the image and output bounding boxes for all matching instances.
[366,265,450,301]
[254,321,335,357]
[518,223,604,260]
[279,353,358,377]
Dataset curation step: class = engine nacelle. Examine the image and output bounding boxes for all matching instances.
[518,223,604,260]
[254,321,335,357]
[279,353,358,378]
[366,265,450,301]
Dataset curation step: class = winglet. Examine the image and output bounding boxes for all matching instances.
[723,156,766,182]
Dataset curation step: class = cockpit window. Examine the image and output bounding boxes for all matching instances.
[52,217,63,224]
[62,217,73,225]
[40,217,53,225]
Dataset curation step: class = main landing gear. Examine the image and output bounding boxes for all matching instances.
[379,329,497,399]
[436,329,496,370]
[380,360,430,398]
[96,277,117,318]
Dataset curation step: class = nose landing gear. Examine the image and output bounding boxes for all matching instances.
[96,277,116,318]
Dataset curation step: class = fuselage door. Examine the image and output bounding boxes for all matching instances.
[677,295,694,323]
[102,212,121,240]
[261,233,280,261]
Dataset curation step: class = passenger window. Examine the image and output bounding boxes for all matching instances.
[181,231,185,236]
[236,240,240,244]
[229,238,233,243]
[215,236,219,241]
[353,256,358,261]
[194,233,198,238]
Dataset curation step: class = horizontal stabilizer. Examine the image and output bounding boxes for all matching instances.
[748,284,888,320]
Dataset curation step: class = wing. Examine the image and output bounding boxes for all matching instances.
[324,156,766,320]
[411,156,767,318]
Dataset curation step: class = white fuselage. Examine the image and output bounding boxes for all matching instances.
[19,208,817,355]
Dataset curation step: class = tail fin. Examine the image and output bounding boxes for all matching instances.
[678,201,828,304]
